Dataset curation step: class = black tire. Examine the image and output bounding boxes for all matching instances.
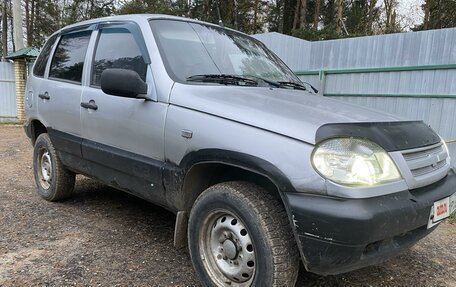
[33,133,75,201]
[188,181,300,287]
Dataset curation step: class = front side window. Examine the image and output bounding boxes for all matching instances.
[91,28,147,87]
[49,31,91,83]
[149,20,301,84]
[33,34,58,77]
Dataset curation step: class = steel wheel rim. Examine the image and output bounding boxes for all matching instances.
[199,209,256,286]
[37,148,52,189]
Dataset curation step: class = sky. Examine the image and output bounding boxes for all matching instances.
[396,0,425,30]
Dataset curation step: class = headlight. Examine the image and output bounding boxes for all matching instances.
[312,138,401,186]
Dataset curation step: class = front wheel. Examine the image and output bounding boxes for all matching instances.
[33,133,75,201]
[188,181,299,287]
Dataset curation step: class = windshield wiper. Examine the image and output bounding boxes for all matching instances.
[242,75,281,88]
[186,74,258,86]
[277,81,308,91]
[301,81,319,93]
[278,81,319,93]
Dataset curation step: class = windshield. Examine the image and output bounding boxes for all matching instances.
[149,19,301,85]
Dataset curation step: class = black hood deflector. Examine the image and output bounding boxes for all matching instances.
[315,121,441,152]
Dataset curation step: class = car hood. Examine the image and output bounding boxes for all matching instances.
[170,83,402,144]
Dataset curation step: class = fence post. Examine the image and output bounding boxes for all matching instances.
[319,69,327,95]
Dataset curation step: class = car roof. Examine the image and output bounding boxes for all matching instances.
[55,14,248,37]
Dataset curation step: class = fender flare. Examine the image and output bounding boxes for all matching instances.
[179,148,296,194]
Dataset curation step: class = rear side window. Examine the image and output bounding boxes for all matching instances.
[33,34,58,77]
[49,31,92,83]
[91,28,147,87]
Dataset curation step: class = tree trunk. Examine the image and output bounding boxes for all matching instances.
[25,0,34,46]
[299,0,307,29]
[437,0,443,29]
[423,0,430,30]
[29,0,34,46]
[12,0,24,50]
[25,0,29,44]
[34,0,39,45]
[383,0,396,32]
[336,0,343,33]
[233,0,239,30]
[2,0,7,60]
[292,0,300,30]
[253,0,259,33]
[278,0,284,33]
[204,0,212,21]
[313,0,320,29]
[367,0,376,33]
[9,0,15,52]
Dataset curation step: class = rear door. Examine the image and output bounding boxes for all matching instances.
[80,22,168,203]
[37,29,93,156]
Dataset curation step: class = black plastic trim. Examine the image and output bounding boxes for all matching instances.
[100,69,148,98]
[47,129,169,209]
[298,225,435,275]
[286,169,456,274]
[178,148,296,194]
[23,119,32,139]
[315,121,441,151]
[81,138,163,184]
[48,128,83,158]
[59,23,98,35]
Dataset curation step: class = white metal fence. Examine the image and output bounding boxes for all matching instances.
[0,62,17,123]
[254,29,456,167]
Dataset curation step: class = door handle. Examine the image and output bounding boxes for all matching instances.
[80,100,98,110]
[38,92,50,100]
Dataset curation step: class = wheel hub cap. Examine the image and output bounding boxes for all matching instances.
[202,212,256,285]
[38,149,52,189]
[222,239,237,260]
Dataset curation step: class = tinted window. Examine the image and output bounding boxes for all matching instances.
[33,34,58,77]
[91,28,147,87]
[49,31,91,83]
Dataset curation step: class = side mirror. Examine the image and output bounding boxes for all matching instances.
[101,68,148,98]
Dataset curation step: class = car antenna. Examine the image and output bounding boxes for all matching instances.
[215,0,224,27]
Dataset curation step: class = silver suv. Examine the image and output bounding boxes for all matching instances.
[24,14,456,286]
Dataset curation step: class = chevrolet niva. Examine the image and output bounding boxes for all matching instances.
[24,14,456,287]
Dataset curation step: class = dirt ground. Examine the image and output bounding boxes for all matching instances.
[0,125,455,287]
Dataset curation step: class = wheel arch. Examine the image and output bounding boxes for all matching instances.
[29,119,48,145]
[179,149,296,213]
[171,149,302,254]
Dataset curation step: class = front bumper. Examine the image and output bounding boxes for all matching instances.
[285,169,456,275]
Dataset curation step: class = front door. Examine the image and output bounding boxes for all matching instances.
[80,23,168,203]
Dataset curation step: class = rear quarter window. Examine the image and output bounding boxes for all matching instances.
[33,34,58,77]
[49,31,92,83]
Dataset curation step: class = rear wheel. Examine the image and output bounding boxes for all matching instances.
[33,133,75,201]
[188,181,299,287]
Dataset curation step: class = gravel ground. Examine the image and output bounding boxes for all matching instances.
[0,125,455,287]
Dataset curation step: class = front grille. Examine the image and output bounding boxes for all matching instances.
[410,159,447,177]
[402,145,443,161]
[394,142,451,189]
